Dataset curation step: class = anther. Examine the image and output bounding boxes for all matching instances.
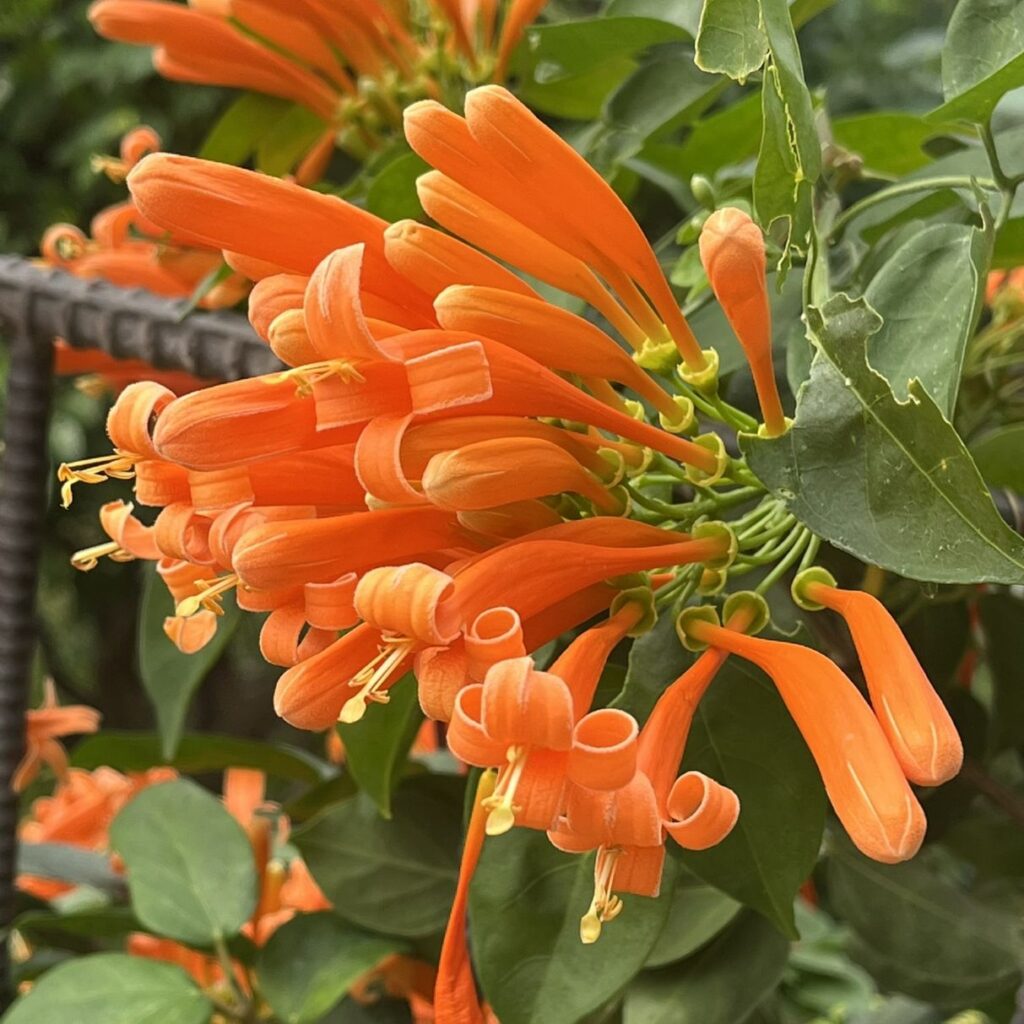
[275,360,366,398]
[57,451,140,508]
[176,574,239,617]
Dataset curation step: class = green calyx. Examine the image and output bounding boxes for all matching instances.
[791,566,838,611]
[611,585,658,636]
[676,604,720,652]
[658,395,696,435]
[634,337,680,375]
[684,433,728,487]
[722,590,770,635]
[677,347,720,396]
[692,520,737,571]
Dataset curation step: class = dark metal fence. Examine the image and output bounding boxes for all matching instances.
[0,255,275,1006]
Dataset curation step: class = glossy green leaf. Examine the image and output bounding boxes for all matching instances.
[514,18,687,119]
[17,843,125,897]
[623,912,789,1024]
[673,657,824,938]
[256,912,403,1024]
[827,842,1023,1007]
[1,954,212,1024]
[604,0,700,33]
[696,0,767,82]
[109,779,257,944]
[138,563,240,759]
[831,112,942,176]
[971,423,1024,491]
[934,0,1024,123]
[256,105,327,178]
[293,775,461,938]
[14,907,140,948]
[337,674,423,817]
[284,775,359,823]
[644,870,741,968]
[199,92,292,164]
[470,829,677,1024]
[863,221,992,416]
[978,592,1024,750]
[590,45,725,168]
[745,294,1024,584]
[326,997,414,1023]
[612,611,688,722]
[365,151,429,223]
[72,731,330,784]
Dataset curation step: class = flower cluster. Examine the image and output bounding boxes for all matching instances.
[59,86,963,1018]
[89,0,548,168]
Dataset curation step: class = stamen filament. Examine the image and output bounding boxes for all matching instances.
[176,573,239,617]
[275,359,366,397]
[70,540,132,572]
[57,451,140,508]
[340,634,415,723]
[580,846,623,944]
[482,744,529,835]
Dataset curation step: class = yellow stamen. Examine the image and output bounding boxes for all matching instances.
[74,376,111,399]
[481,744,529,836]
[340,634,415,723]
[70,540,132,572]
[580,846,623,944]
[274,359,366,398]
[176,573,239,617]
[90,154,130,183]
[57,450,140,509]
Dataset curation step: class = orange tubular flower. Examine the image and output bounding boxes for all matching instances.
[89,0,343,120]
[685,619,925,864]
[420,436,622,513]
[434,770,496,1024]
[432,285,683,420]
[798,578,963,787]
[404,88,706,369]
[14,681,102,793]
[698,208,787,436]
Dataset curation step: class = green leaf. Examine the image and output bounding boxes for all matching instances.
[673,657,824,939]
[591,45,726,169]
[0,954,212,1024]
[831,112,943,177]
[978,593,1024,750]
[612,611,688,722]
[138,563,240,759]
[365,152,429,227]
[293,775,461,938]
[73,731,330,784]
[863,220,992,416]
[199,92,293,164]
[638,90,762,183]
[745,294,1024,585]
[933,0,1024,123]
[337,673,423,817]
[256,105,327,178]
[971,423,1024,491]
[14,907,140,948]
[470,829,677,1024]
[827,841,1023,1008]
[109,779,257,944]
[256,912,404,1024]
[623,911,789,1024]
[514,18,687,119]
[696,0,768,82]
[644,870,741,968]
[17,843,125,897]
[604,0,700,34]
[285,775,360,823]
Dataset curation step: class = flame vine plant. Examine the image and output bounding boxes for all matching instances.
[11,1,1024,1023]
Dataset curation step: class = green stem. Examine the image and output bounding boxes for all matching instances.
[980,121,1018,230]
[829,175,998,241]
[756,529,813,594]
